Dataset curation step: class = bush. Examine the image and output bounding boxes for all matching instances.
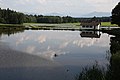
[76,64,106,80]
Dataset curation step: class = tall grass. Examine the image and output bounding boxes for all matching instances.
[76,51,120,80]
[76,64,106,80]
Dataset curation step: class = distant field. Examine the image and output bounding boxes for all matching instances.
[24,23,80,29]
[101,22,118,27]
[0,22,118,29]
[24,22,118,28]
[0,23,24,27]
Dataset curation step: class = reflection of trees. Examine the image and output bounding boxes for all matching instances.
[0,28,24,37]
[110,36,120,54]
[106,35,120,80]
[76,64,106,80]
[76,33,120,80]
[106,52,120,80]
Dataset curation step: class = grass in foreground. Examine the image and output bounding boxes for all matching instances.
[76,64,106,80]
[76,51,120,80]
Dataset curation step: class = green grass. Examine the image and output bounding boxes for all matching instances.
[101,22,118,27]
[24,22,118,28]
[0,23,24,27]
[0,22,119,29]
[23,23,80,29]
[76,64,106,80]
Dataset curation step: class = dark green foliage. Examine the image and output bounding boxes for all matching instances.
[9,13,18,24]
[106,52,120,80]
[0,18,6,23]
[37,16,63,23]
[24,15,37,23]
[110,36,120,54]
[107,36,120,80]
[111,2,120,26]
[17,13,24,24]
[110,53,120,80]
[0,28,24,37]
[79,17,111,22]
[36,16,110,23]
[0,8,25,24]
[76,64,106,80]
[62,16,75,23]
[76,34,120,80]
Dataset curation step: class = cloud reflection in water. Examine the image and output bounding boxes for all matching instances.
[1,30,110,62]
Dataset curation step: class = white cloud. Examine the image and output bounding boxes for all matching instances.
[0,0,119,18]
[26,46,36,53]
[83,0,119,12]
[1,0,119,16]
[59,41,69,49]
[0,0,4,7]
[37,0,46,4]
[85,0,112,4]
[47,46,50,50]
[15,34,33,46]
[73,38,98,48]
[36,35,46,43]
[16,0,47,5]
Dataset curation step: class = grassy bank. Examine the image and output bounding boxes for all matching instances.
[24,22,118,28]
[0,23,24,26]
[0,22,119,29]
[0,23,24,28]
[23,23,80,29]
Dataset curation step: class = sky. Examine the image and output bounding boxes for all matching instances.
[0,0,119,17]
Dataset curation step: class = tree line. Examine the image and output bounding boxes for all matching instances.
[0,8,37,24]
[111,2,120,26]
[0,8,112,24]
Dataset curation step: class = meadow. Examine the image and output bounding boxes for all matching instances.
[24,22,118,29]
[0,22,118,29]
[101,22,118,27]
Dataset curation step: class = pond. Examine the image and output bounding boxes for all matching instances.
[0,30,112,80]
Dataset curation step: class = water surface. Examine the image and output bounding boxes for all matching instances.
[0,30,111,80]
